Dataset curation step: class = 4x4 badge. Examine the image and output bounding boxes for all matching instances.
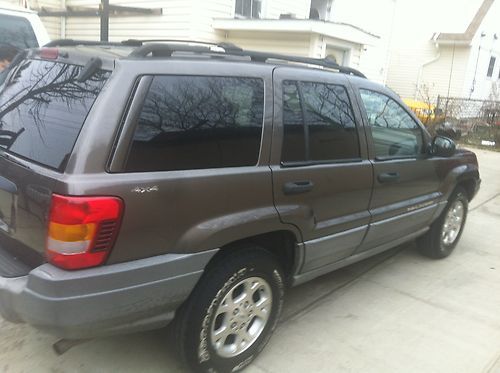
[131,186,159,194]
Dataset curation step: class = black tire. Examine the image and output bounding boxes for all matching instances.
[174,247,285,373]
[418,187,468,259]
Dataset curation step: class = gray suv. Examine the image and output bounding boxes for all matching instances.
[0,40,480,372]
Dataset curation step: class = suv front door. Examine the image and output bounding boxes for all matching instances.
[353,84,441,252]
[271,67,373,273]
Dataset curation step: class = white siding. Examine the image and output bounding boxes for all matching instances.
[224,30,312,56]
[386,0,500,101]
[421,45,470,99]
[462,0,500,100]
[191,0,232,42]
[386,40,443,99]
[331,0,394,83]
[464,41,500,100]
[60,0,314,43]
[64,0,192,41]
[35,0,61,39]
[328,0,495,95]
[383,0,443,99]
[309,33,323,58]
[357,39,386,83]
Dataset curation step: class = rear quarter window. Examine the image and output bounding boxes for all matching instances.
[125,75,265,172]
[0,59,109,170]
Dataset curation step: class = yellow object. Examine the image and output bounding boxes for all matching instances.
[402,98,444,125]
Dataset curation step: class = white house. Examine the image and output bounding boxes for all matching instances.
[5,0,387,81]
[383,0,500,101]
[5,0,499,101]
[324,0,499,102]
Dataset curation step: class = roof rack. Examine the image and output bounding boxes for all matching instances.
[127,39,243,52]
[44,38,242,51]
[238,50,365,78]
[44,39,143,47]
[42,39,366,78]
[129,42,366,78]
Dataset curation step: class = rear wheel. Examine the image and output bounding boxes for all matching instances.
[418,187,468,259]
[175,247,285,372]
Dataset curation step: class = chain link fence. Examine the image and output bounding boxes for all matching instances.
[434,96,500,149]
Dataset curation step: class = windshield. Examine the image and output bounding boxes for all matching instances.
[0,59,109,170]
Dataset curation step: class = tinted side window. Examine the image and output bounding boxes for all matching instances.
[282,82,305,162]
[359,89,424,158]
[282,80,359,163]
[0,15,38,48]
[126,76,264,172]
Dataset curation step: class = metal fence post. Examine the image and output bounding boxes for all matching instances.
[100,0,109,42]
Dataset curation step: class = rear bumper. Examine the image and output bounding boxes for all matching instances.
[0,249,217,339]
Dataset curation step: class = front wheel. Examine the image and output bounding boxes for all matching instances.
[175,247,285,372]
[418,187,468,259]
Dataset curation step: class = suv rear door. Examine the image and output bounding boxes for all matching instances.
[106,61,282,262]
[271,67,373,273]
[352,82,441,252]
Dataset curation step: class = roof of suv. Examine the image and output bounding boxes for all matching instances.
[39,39,367,78]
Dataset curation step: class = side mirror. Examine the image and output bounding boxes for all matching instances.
[430,135,456,157]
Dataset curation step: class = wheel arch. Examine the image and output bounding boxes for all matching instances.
[204,230,302,286]
[441,163,480,202]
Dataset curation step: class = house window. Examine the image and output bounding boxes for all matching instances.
[487,56,496,77]
[309,0,330,20]
[235,0,262,19]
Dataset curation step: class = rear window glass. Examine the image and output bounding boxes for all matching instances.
[0,14,38,48]
[0,59,109,170]
[125,75,264,172]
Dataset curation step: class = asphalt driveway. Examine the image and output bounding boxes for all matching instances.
[1,148,499,373]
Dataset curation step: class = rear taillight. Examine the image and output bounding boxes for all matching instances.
[46,194,123,270]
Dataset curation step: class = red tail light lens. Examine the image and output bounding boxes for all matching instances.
[46,194,124,270]
[38,48,59,60]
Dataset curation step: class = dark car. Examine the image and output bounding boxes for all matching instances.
[0,40,480,372]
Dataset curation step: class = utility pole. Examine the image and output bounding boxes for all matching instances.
[100,0,109,42]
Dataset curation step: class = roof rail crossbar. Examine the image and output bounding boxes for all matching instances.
[44,39,142,48]
[129,44,217,58]
[337,66,367,78]
[127,40,243,55]
[127,43,366,77]
[244,50,341,67]
[123,39,242,53]
[221,49,366,78]
[216,42,243,52]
